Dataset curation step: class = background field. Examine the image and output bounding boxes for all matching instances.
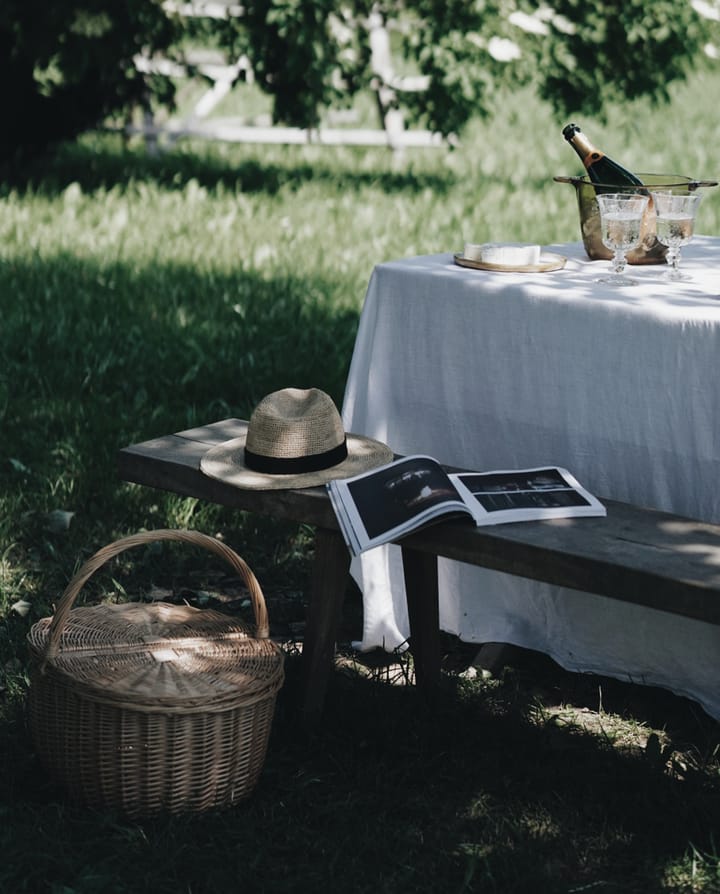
[1,69,720,893]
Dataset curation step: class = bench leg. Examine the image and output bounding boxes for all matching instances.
[401,546,440,699]
[300,527,351,725]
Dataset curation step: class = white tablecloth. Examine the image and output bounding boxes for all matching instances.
[342,237,720,718]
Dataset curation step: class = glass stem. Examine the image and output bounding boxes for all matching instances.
[612,247,627,275]
[667,246,681,279]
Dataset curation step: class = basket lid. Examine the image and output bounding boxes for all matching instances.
[28,602,284,713]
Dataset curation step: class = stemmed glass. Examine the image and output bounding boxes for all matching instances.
[650,190,702,281]
[595,192,650,286]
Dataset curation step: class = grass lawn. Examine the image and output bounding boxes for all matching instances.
[1,68,720,892]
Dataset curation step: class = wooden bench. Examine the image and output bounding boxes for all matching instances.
[118,418,720,723]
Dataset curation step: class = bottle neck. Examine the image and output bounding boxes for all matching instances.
[567,130,605,170]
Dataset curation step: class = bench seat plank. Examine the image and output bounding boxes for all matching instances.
[119,419,720,628]
[400,506,720,627]
[119,419,720,713]
[119,427,340,530]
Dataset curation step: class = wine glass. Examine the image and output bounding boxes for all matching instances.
[595,192,650,286]
[650,190,702,282]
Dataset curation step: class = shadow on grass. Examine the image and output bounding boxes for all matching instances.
[1,250,359,468]
[0,249,358,608]
[1,136,460,199]
[467,642,720,751]
[1,660,720,894]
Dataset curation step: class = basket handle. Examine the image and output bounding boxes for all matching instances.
[44,529,271,663]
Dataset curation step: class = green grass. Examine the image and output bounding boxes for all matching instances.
[1,68,720,892]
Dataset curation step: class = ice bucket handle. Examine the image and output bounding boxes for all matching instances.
[553,175,718,190]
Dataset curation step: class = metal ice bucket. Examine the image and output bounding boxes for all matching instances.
[554,173,717,264]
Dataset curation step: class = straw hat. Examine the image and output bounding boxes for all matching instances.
[200,387,393,490]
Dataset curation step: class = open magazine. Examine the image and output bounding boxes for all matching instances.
[326,455,606,557]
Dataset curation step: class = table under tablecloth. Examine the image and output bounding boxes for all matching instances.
[342,237,720,718]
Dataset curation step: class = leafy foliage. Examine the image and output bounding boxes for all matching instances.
[2,0,718,162]
[239,0,363,128]
[0,0,179,164]
[539,0,715,118]
[394,0,521,135]
[175,0,718,136]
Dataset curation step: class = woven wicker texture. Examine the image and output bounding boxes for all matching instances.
[245,387,345,458]
[27,529,284,817]
[200,388,394,490]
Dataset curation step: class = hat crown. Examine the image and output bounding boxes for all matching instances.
[200,386,393,489]
[245,388,345,460]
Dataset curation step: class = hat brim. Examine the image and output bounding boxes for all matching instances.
[199,422,394,490]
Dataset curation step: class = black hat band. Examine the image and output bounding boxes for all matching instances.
[244,439,348,475]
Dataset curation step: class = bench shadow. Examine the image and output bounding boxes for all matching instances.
[4,655,719,892]
[270,660,720,891]
[0,249,360,604]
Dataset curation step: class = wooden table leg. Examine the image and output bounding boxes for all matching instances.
[300,527,351,725]
[401,545,440,699]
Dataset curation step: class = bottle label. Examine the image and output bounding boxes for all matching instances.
[583,150,604,168]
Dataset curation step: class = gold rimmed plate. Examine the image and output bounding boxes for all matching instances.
[453,251,567,273]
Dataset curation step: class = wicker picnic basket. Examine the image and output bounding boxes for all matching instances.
[26,529,285,818]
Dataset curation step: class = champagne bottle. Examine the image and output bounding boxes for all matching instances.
[562,123,644,190]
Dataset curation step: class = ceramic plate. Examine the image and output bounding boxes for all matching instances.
[453,251,567,273]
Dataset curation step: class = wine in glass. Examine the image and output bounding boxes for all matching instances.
[595,192,650,286]
[651,190,702,282]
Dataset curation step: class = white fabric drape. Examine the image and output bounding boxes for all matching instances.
[342,238,720,719]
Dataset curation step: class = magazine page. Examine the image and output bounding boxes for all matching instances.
[327,455,474,556]
[450,466,606,526]
[326,478,364,556]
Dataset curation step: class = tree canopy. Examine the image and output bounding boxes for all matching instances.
[2,0,717,162]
